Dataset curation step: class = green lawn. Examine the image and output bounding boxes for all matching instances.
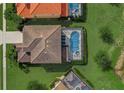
[6,4,18,31]
[7,4,124,90]
[7,45,70,90]
[0,45,3,89]
[0,4,2,90]
[0,4,2,30]
[70,4,124,89]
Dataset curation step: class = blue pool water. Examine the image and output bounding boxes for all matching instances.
[70,31,79,53]
[69,3,79,16]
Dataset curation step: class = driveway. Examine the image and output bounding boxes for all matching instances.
[0,31,23,45]
[5,31,23,44]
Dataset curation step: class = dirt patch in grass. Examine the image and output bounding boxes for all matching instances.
[115,48,124,82]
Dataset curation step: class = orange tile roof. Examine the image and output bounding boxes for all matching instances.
[16,3,68,18]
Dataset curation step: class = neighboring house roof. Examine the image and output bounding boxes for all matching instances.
[16,3,68,18]
[54,81,69,90]
[16,25,62,64]
[54,71,92,90]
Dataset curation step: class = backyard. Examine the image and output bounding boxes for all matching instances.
[70,4,124,89]
[6,4,124,89]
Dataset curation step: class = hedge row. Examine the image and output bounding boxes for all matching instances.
[49,78,60,89]
[82,27,88,65]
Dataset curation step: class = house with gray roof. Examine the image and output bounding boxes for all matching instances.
[53,71,92,90]
[15,25,62,64]
[15,25,83,64]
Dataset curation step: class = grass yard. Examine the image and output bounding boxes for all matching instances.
[6,3,124,90]
[6,45,71,90]
[0,4,2,30]
[0,45,2,89]
[0,4,3,90]
[6,4,18,31]
[70,4,124,89]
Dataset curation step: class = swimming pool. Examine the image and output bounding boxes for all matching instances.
[70,31,79,54]
[69,3,79,16]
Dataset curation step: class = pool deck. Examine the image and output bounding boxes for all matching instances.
[69,3,82,17]
[62,28,83,61]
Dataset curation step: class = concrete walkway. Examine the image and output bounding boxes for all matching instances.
[1,4,23,90]
[3,3,6,90]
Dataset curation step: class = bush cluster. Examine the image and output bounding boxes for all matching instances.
[95,50,112,71]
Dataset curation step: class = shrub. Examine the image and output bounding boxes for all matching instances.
[8,45,17,62]
[27,80,48,90]
[83,28,88,65]
[4,7,14,20]
[4,4,23,30]
[49,78,60,89]
[19,64,30,73]
[95,50,112,71]
[99,27,114,45]
[110,3,121,7]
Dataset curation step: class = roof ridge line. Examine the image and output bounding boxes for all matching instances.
[31,26,61,63]
[30,3,40,15]
[18,4,26,15]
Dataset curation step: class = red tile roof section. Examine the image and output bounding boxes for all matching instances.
[16,3,68,18]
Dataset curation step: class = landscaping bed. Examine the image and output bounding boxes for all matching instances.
[6,4,22,31]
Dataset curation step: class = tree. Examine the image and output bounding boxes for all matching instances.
[8,45,17,62]
[99,27,114,45]
[27,80,48,90]
[4,7,14,20]
[110,3,121,7]
[95,50,112,71]
[4,4,23,30]
[19,64,30,73]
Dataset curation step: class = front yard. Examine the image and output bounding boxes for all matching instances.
[0,4,3,30]
[0,46,2,89]
[6,4,19,31]
[7,45,70,89]
[6,3,124,89]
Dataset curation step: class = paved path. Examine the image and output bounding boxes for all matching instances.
[5,32,23,43]
[0,31,23,45]
[1,4,23,89]
[2,3,6,90]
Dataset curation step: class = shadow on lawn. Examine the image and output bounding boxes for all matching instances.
[28,63,72,72]
[24,18,72,27]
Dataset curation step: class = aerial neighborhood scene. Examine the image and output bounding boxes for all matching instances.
[0,3,124,90]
